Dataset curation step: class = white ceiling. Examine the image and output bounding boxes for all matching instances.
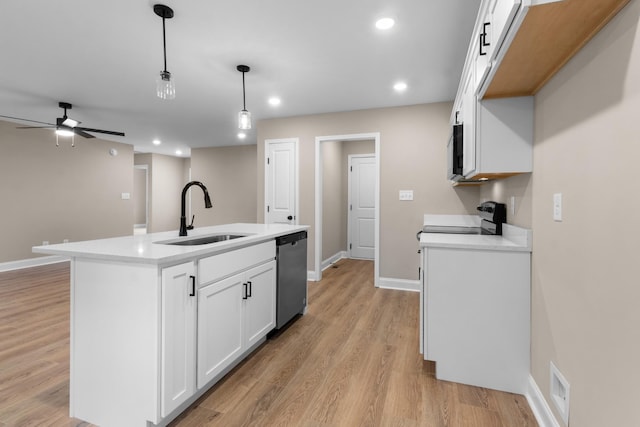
[0,0,480,157]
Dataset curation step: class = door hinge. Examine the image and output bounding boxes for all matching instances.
[267,205,270,213]
[349,243,352,250]
[350,166,353,172]
[350,204,352,211]
[267,157,270,165]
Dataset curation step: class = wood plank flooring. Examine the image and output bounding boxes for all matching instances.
[0,259,537,427]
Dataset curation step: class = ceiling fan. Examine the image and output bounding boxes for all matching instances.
[0,101,125,141]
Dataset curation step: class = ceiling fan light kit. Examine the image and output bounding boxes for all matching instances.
[0,101,125,147]
[237,64,251,130]
[154,4,175,100]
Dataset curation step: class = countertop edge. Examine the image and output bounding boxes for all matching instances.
[32,223,310,265]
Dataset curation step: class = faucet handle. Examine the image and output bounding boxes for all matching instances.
[187,215,195,230]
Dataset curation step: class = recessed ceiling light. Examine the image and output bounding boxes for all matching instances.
[376,17,395,30]
[153,139,161,145]
[175,149,183,156]
[238,132,247,139]
[268,97,281,106]
[394,82,408,92]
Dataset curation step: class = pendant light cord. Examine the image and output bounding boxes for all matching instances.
[162,16,168,73]
[242,71,246,110]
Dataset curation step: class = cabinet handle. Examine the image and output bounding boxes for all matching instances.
[189,275,196,297]
[247,281,252,298]
[243,282,248,300]
[479,22,490,56]
[482,22,491,47]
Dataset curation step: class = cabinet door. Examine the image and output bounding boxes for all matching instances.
[161,262,197,417]
[461,68,477,178]
[488,0,520,60]
[197,273,244,389]
[244,260,277,348]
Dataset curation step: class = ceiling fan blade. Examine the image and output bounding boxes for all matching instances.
[72,129,95,139]
[0,114,55,126]
[77,127,125,137]
[16,125,56,129]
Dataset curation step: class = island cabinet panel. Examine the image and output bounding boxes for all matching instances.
[197,273,244,388]
[71,259,161,427]
[199,240,275,284]
[244,261,277,347]
[197,259,276,388]
[160,262,197,417]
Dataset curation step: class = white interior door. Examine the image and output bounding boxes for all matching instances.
[349,155,375,260]
[266,139,298,224]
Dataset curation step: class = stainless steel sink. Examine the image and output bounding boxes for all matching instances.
[156,233,249,246]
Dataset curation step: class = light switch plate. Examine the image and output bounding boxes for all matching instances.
[553,193,562,221]
[399,190,413,201]
[121,192,131,200]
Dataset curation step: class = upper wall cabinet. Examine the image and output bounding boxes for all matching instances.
[480,0,632,99]
[450,0,631,182]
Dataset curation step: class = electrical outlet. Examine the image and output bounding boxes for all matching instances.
[553,193,562,221]
[42,241,49,246]
[550,361,570,425]
[121,192,131,200]
[63,239,69,243]
[399,190,413,201]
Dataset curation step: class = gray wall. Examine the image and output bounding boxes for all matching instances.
[190,145,258,226]
[134,153,190,234]
[257,103,480,280]
[481,2,640,425]
[0,120,134,263]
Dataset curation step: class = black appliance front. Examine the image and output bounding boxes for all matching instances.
[452,124,464,176]
[275,231,307,329]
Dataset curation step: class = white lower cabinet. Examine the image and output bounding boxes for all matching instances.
[161,262,197,417]
[196,260,276,388]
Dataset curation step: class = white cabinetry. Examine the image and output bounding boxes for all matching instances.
[451,0,532,181]
[197,272,244,388]
[197,258,276,388]
[421,245,530,394]
[68,239,276,427]
[161,262,197,417]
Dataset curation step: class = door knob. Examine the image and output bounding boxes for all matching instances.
[287,215,293,220]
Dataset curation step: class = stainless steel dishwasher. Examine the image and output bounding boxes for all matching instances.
[275,231,307,329]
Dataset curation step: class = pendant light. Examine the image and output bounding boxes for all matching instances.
[154,4,175,100]
[237,65,251,130]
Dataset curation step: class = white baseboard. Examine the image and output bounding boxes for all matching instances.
[307,270,318,281]
[321,251,347,271]
[0,255,68,273]
[378,277,420,292]
[526,374,560,427]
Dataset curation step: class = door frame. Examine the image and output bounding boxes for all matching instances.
[264,138,299,225]
[133,164,149,232]
[347,154,376,260]
[314,132,380,286]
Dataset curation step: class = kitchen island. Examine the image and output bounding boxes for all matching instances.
[33,223,308,427]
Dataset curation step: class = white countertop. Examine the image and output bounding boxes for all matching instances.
[420,221,531,253]
[33,223,309,265]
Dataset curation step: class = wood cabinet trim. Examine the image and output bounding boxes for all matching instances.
[483,0,631,99]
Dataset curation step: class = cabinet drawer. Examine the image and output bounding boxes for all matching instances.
[198,240,275,285]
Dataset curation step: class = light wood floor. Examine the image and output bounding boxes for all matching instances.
[0,259,537,427]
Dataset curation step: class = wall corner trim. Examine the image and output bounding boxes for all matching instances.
[0,255,68,273]
[526,374,561,427]
[378,277,420,292]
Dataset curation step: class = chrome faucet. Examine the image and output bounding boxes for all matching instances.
[180,181,213,236]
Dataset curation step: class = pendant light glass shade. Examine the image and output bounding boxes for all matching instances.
[157,70,175,100]
[238,109,251,130]
[237,65,251,130]
[154,5,175,100]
